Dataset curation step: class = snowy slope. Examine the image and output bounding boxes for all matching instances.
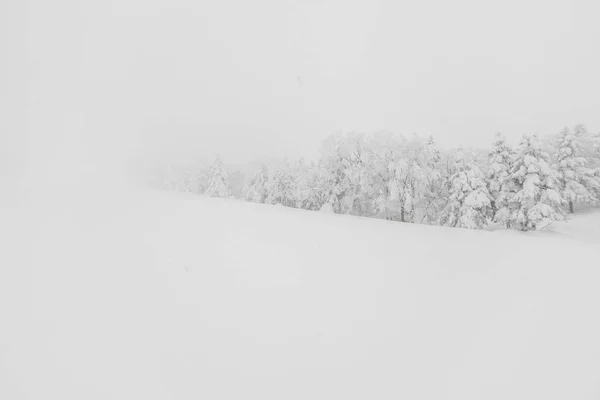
[1,188,600,400]
[553,208,600,245]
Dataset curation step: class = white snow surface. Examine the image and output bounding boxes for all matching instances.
[2,187,600,399]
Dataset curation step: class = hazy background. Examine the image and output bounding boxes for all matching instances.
[2,0,600,187]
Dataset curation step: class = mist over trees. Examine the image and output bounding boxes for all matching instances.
[151,125,600,232]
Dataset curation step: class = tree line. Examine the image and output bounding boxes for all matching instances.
[153,125,600,231]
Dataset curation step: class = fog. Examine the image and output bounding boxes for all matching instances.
[3,0,600,189]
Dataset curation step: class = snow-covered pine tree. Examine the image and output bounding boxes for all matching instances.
[505,134,564,231]
[487,133,515,225]
[574,124,597,162]
[440,148,492,229]
[554,126,599,212]
[205,157,232,198]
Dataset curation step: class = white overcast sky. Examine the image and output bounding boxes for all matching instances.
[2,0,600,182]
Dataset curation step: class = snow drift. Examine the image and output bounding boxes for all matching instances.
[1,188,599,399]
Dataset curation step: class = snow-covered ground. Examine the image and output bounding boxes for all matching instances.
[2,187,600,399]
[552,207,600,245]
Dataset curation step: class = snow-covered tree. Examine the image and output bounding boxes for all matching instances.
[554,126,599,212]
[242,164,269,203]
[344,134,387,217]
[593,132,600,167]
[316,135,349,213]
[384,137,416,222]
[317,133,373,215]
[333,132,442,223]
[592,131,600,199]
[593,131,600,163]
[233,124,598,230]
[265,159,297,207]
[294,159,327,211]
[440,148,492,229]
[487,133,515,224]
[505,134,564,231]
[573,124,600,199]
[574,125,598,162]
[405,135,442,222]
[205,157,232,198]
[362,132,402,220]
